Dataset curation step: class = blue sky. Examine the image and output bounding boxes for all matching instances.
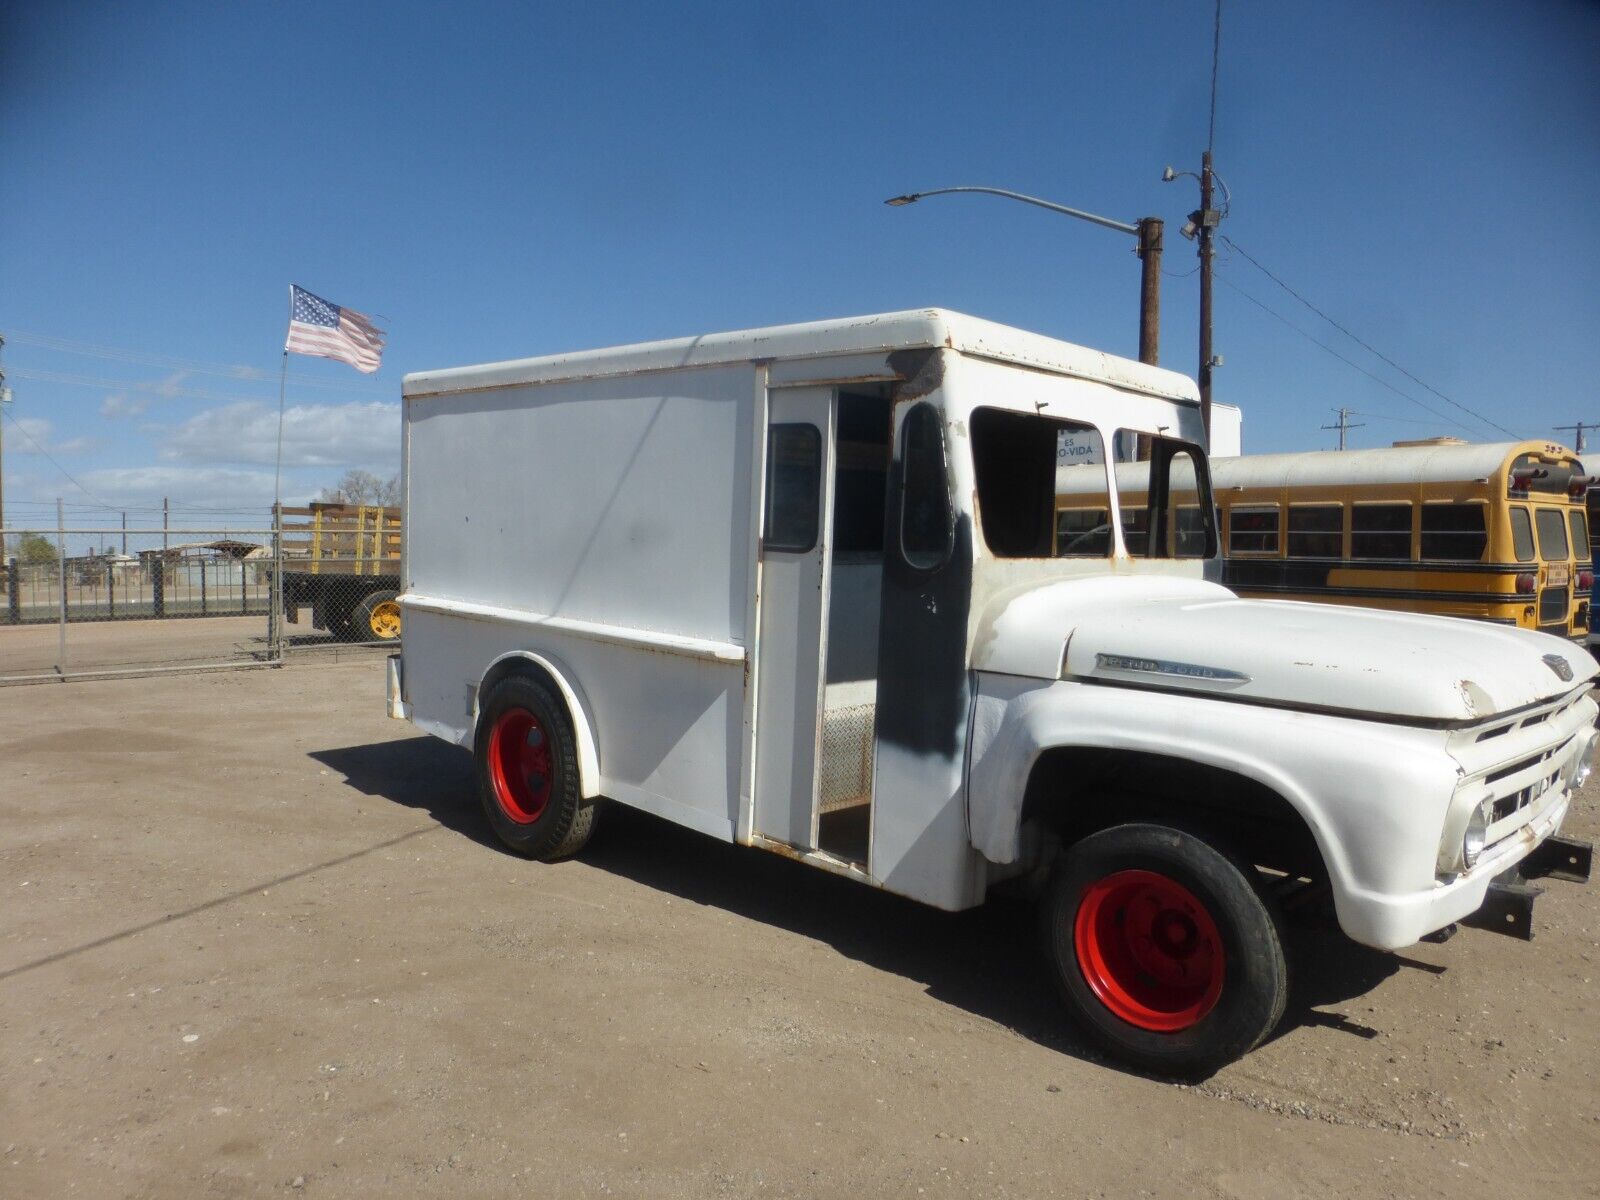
[3,0,1597,529]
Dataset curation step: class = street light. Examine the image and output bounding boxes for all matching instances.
[884,186,1164,367]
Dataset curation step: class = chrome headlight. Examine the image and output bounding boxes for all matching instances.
[1462,797,1494,869]
[1575,733,1599,790]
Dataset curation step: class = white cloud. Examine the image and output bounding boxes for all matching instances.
[7,416,88,456]
[101,392,151,419]
[74,465,287,512]
[161,400,400,469]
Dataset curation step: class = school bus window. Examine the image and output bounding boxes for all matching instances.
[1056,507,1112,557]
[1174,506,1208,558]
[1287,505,1341,558]
[1569,509,1589,561]
[1510,507,1535,562]
[1534,508,1568,562]
[1351,504,1411,560]
[1419,503,1487,562]
[1121,507,1149,556]
[1229,507,1280,554]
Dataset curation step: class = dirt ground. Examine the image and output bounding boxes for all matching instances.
[2,660,1597,1199]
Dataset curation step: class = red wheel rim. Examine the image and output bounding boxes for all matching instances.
[487,708,553,824]
[1073,869,1225,1032]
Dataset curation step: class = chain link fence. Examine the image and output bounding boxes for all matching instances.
[0,506,403,683]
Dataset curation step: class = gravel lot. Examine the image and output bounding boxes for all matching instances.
[2,659,1597,1198]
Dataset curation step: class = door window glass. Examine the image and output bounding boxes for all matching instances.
[1569,510,1590,562]
[900,403,952,568]
[763,424,821,553]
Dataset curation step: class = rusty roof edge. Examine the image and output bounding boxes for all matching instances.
[401,309,1197,403]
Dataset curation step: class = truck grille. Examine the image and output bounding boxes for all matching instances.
[1449,688,1592,873]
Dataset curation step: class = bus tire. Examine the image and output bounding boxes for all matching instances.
[353,590,403,641]
[1040,823,1288,1078]
[474,675,597,861]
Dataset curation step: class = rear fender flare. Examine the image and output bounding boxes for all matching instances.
[476,650,601,799]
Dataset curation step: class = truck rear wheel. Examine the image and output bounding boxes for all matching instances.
[1040,823,1287,1078]
[353,590,403,641]
[474,675,597,861]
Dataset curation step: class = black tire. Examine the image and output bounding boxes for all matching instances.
[473,675,598,861]
[352,590,403,642]
[1040,823,1288,1078]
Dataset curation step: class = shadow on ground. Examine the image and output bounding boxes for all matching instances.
[312,736,1406,1076]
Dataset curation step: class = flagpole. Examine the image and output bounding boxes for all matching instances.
[272,348,288,509]
[270,284,296,658]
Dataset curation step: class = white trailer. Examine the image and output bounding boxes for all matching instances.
[392,309,1595,1075]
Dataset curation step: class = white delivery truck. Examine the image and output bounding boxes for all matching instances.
[391,309,1595,1075]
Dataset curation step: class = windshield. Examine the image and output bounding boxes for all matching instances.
[969,406,1214,560]
[1112,432,1217,559]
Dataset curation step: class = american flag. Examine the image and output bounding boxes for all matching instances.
[284,285,386,373]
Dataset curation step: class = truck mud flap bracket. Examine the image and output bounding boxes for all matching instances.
[1461,837,1592,942]
[1518,834,1593,884]
[1462,876,1541,941]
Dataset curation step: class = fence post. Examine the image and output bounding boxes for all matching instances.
[6,557,18,625]
[152,554,165,618]
[56,499,67,676]
[107,559,115,617]
[200,555,208,615]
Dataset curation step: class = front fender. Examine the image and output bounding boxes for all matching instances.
[967,673,1460,940]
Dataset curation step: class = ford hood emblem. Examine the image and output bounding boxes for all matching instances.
[1544,653,1574,682]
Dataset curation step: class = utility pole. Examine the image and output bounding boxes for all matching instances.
[1137,217,1163,366]
[1555,422,1596,455]
[1197,150,1216,440]
[1322,407,1366,451]
[0,333,8,545]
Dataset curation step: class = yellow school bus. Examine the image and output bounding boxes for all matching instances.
[1054,439,1591,639]
[1210,440,1590,639]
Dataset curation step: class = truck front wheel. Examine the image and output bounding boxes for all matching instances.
[474,675,597,861]
[1040,823,1288,1078]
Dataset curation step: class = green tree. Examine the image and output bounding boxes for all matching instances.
[16,531,56,564]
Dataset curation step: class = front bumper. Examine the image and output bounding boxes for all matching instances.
[1339,787,1576,950]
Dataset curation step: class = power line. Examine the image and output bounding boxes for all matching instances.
[1217,234,1519,438]
[1214,270,1496,438]
[1,406,116,507]
[1208,0,1223,153]
[1345,409,1461,428]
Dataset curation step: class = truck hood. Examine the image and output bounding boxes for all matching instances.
[973,576,1598,724]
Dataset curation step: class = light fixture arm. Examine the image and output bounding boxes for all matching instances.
[884,186,1138,237]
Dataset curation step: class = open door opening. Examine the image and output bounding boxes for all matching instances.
[815,389,892,862]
